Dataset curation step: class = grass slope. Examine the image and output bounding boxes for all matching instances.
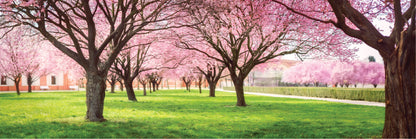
[0,90,384,138]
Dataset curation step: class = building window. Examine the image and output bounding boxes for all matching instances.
[1,76,6,85]
[51,76,56,85]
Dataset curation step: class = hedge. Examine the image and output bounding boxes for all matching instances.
[223,86,385,102]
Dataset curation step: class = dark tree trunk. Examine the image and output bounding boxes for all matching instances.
[14,79,20,96]
[119,80,124,91]
[137,78,140,90]
[149,81,152,93]
[152,82,156,91]
[27,74,32,93]
[110,83,115,93]
[124,80,137,101]
[142,83,147,96]
[233,79,246,106]
[354,84,357,88]
[382,38,415,138]
[85,72,107,122]
[373,84,377,88]
[198,84,202,94]
[209,82,216,97]
[185,84,188,91]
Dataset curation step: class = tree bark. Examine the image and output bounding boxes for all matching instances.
[198,84,202,94]
[152,82,156,92]
[124,81,137,101]
[119,80,124,91]
[382,34,415,138]
[27,74,32,93]
[233,79,246,106]
[208,82,216,97]
[149,81,152,93]
[85,72,107,122]
[14,79,20,96]
[142,83,147,96]
[110,83,115,93]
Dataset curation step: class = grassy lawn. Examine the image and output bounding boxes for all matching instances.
[0,89,384,138]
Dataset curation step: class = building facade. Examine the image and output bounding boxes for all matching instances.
[0,72,77,91]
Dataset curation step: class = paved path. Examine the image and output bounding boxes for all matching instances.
[219,89,385,107]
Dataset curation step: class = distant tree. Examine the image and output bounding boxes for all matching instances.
[137,75,148,96]
[106,72,118,93]
[195,74,204,94]
[182,76,193,92]
[197,63,226,97]
[368,56,376,62]
[0,26,57,94]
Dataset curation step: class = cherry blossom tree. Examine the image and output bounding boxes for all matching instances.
[197,62,226,97]
[0,26,57,94]
[282,60,331,86]
[195,73,204,94]
[330,62,355,87]
[137,74,149,96]
[111,40,153,101]
[106,71,118,93]
[273,0,414,137]
[282,60,385,88]
[0,0,187,121]
[182,76,193,92]
[365,62,385,88]
[176,0,352,106]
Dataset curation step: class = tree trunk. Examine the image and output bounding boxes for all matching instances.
[187,84,191,92]
[199,84,202,94]
[119,81,124,91]
[233,79,246,106]
[14,80,20,95]
[209,82,216,97]
[110,83,115,93]
[373,84,377,88]
[85,72,107,122]
[27,74,32,93]
[382,39,415,137]
[152,82,156,91]
[137,79,140,90]
[124,81,137,101]
[142,84,147,96]
[149,82,152,93]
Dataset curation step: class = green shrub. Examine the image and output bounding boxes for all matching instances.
[223,87,385,102]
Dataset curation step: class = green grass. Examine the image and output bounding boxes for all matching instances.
[0,90,384,138]
[224,86,385,102]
